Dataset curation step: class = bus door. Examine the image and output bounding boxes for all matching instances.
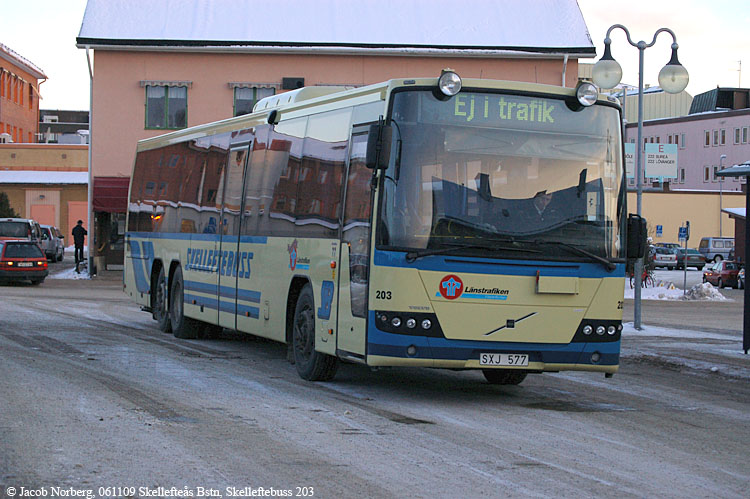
[336,129,373,358]
[217,142,252,330]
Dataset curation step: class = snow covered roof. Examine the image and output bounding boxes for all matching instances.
[722,207,746,219]
[77,0,595,56]
[0,43,47,80]
[0,171,88,184]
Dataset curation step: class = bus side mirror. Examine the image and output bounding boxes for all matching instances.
[365,122,392,170]
[627,214,647,259]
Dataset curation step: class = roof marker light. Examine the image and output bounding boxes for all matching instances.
[438,70,462,97]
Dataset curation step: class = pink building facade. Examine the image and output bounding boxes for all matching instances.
[76,0,595,265]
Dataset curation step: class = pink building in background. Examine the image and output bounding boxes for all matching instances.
[75,0,597,265]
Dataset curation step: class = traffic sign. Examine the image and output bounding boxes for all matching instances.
[678,226,687,240]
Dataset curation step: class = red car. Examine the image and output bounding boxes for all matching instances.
[0,240,49,285]
[702,260,740,289]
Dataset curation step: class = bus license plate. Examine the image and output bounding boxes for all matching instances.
[480,353,529,366]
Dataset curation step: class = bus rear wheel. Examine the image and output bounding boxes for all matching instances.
[154,267,171,333]
[292,284,338,381]
[170,266,202,339]
[482,369,527,385]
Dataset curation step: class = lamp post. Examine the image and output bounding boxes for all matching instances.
[592,25,689,330]
[720,154,726,237]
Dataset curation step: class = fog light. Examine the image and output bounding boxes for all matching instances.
[596,326,606,335]
[591,352,601,363]
[421,319,432,330]
[576,82,598,107]
[380,313,388,323]
[582,325,593,335]
[607,325,616,335]
[406,318,417,329]
[407,345,417,356]
[391,317,402,328]
[438,70,462,96]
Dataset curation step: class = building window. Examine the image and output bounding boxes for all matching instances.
[713,130,719,146]
[233,87,275,116]
[720,129,726,145]
[705,131,710,147]
[146,85,187,129]
[713,166,719,182]
[680,133,686,149]
[667,135,672,144]
[704,166,710,182]
[679,167,685,183]
[743,127,749,144]
[735,128,742,144]
[655,136,660,144]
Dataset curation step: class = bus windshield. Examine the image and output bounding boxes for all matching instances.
[377,89,625,262]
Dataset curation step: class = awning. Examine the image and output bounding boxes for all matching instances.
[93,176,129,213]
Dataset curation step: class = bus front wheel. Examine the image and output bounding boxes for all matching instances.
[292,284,338,381]
[170,266,202,339]
[482,369,527,385]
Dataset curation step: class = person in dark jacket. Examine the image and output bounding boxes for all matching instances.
[72,220,87,270]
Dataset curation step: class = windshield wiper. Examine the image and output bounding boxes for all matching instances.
[405,240,538,263]
[533,240,616,271]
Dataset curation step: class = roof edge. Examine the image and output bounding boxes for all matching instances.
[75,37,595,56]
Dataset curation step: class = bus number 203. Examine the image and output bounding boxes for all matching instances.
[376,290,392,300]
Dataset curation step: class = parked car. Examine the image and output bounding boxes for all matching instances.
[40,224,64,262]
[654,242,682,249]
[703,260,741,288]
[52,226,65,261]
[674,248,705,270]
[652,246,678,269]
[0,240,49,285]
[739,267,745,289]
[698,237,734,263]
[0,218,43,246]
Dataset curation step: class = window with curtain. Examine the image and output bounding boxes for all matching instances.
[146,85,187,129]
[233,87,275,116]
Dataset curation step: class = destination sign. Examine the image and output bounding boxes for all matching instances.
[407,90,612,136]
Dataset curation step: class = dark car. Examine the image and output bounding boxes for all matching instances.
[674,248,705,270]
[702,260,740,288]
[0,240,49,285]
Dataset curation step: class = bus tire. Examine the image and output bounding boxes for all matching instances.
[482,369,527,385]
[292,284,338,381]
[170,266,201,339]
[154,266,171,333]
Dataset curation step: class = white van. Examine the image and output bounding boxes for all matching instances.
[698,237,734,262]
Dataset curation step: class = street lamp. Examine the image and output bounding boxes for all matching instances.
[720,154,727,237]
[592,25,689,330]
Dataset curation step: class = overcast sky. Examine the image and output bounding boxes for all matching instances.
[0,0,747,110]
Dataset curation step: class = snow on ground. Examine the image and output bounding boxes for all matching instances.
[624,281,729,301]
[48,267,91,280]
[622,321,750,379]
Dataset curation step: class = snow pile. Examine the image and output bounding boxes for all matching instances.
[624,282,729,301]
[680,282,728,301]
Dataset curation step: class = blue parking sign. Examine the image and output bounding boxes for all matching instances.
[656,225,663,237]
[678,227,687,240]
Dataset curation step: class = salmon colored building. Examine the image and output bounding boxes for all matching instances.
[0,43,46,144]
[0,143,88,245]
[76,0,596,266]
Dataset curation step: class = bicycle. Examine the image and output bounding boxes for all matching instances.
[629,267,655,289]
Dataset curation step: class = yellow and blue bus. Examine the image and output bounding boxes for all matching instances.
[124,71,635,384]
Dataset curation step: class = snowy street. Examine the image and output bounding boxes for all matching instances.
[1,262,748,497]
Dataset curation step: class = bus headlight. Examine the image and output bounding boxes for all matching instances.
[438,70,462,97]
[576,82,598,107]
[583,325,593,335]
[596,326,606,336]
[391,317,402,327]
